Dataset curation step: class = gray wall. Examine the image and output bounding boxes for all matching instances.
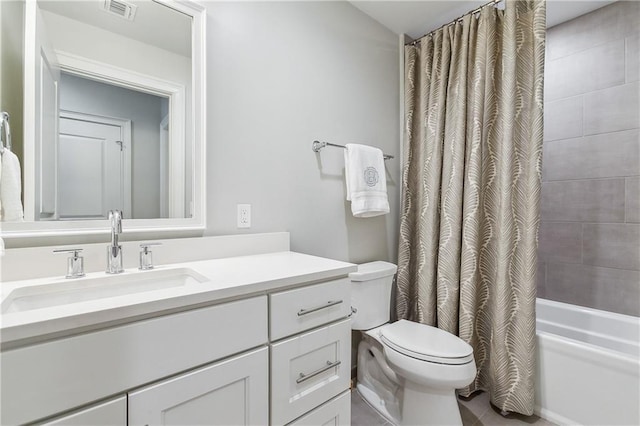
[3,2,401,265]
[539,1,640,316]
[59,73,166,219]
[204,1,400,264]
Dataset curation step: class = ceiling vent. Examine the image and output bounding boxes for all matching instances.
[101,0,137,21]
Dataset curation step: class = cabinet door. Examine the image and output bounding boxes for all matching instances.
[128,347,268,426]
[41,396,126,426]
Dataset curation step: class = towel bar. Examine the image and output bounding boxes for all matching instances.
[312,140,393,160]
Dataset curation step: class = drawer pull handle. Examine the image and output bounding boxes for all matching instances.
[296,360,342,384]
[297,300,343,316]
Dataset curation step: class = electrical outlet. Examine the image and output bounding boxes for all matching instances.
[237,204,251,228]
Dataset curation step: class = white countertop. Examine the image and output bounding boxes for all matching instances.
[1,251,356,348]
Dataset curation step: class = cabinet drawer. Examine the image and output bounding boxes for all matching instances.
[40,396,126,426]
[270,278,350,340]
[287,390,351,426]
[271,319,351,425]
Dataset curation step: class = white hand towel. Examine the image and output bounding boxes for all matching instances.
[0,151,2,216]
[344,143,390,218]
[1,150,24,222]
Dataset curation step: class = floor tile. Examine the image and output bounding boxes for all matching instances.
[458,391,492,426]
[476,404,555,426]
[351,389,391,426]
[352,388,556,426]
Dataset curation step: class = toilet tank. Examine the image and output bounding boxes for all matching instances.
[350,261,398,330]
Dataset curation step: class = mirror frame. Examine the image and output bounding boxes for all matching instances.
[1,0,206,242]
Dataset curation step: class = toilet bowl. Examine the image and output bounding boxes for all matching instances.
[351,262,476,426]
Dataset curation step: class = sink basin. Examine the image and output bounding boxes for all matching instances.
[1,268,210,314]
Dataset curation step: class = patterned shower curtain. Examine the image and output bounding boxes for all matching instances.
[396,0,545,416]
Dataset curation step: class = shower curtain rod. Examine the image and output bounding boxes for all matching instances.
[406,0,503,46]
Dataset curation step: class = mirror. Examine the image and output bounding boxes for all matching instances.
[2,0,205,237]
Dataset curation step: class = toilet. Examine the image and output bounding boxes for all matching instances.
[350,261,476,426]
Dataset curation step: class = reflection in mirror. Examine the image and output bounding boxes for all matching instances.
[56,72,170,220]
[26,0,195,223]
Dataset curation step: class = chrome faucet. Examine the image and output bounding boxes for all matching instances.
[106,210,124,274]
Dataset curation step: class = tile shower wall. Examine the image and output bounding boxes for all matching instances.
[539,1,640,316]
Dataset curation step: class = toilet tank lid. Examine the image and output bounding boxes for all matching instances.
[349,261,397,281]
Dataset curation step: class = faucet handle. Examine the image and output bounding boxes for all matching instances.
[139,243,162,270]
[54,248,85,279]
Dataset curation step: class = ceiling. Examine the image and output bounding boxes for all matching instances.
[349,0,617,40]
[38,0,191,57]
[37,0,617,57]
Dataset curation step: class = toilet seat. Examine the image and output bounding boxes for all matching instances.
[380,320,474,365]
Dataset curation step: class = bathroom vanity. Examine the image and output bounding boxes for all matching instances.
[1,238,355,425]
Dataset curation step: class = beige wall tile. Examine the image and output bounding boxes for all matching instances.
[541,179,625,222]
[542,1,640,317]
[627,34,639,83]
[545,39,625,101]
[542,129,640,181]
[543,97,583,142]
[583,223,640,270]
[583,81,640,135]
[538,222,582,263]
[547,1,640,61]
[626,177,640,223]
[545,262,640,316]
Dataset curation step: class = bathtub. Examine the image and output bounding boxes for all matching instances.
[535,298,640,426]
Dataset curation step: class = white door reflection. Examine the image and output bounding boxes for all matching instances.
[56,72,169,219]
[58,113,129,220]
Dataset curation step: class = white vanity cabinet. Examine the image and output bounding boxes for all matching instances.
[128,347,269,426]
[1,296,268,425]
[269,279,352,425]
[1,253,355,426]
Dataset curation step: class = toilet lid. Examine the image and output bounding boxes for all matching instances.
[380,320,474,365]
